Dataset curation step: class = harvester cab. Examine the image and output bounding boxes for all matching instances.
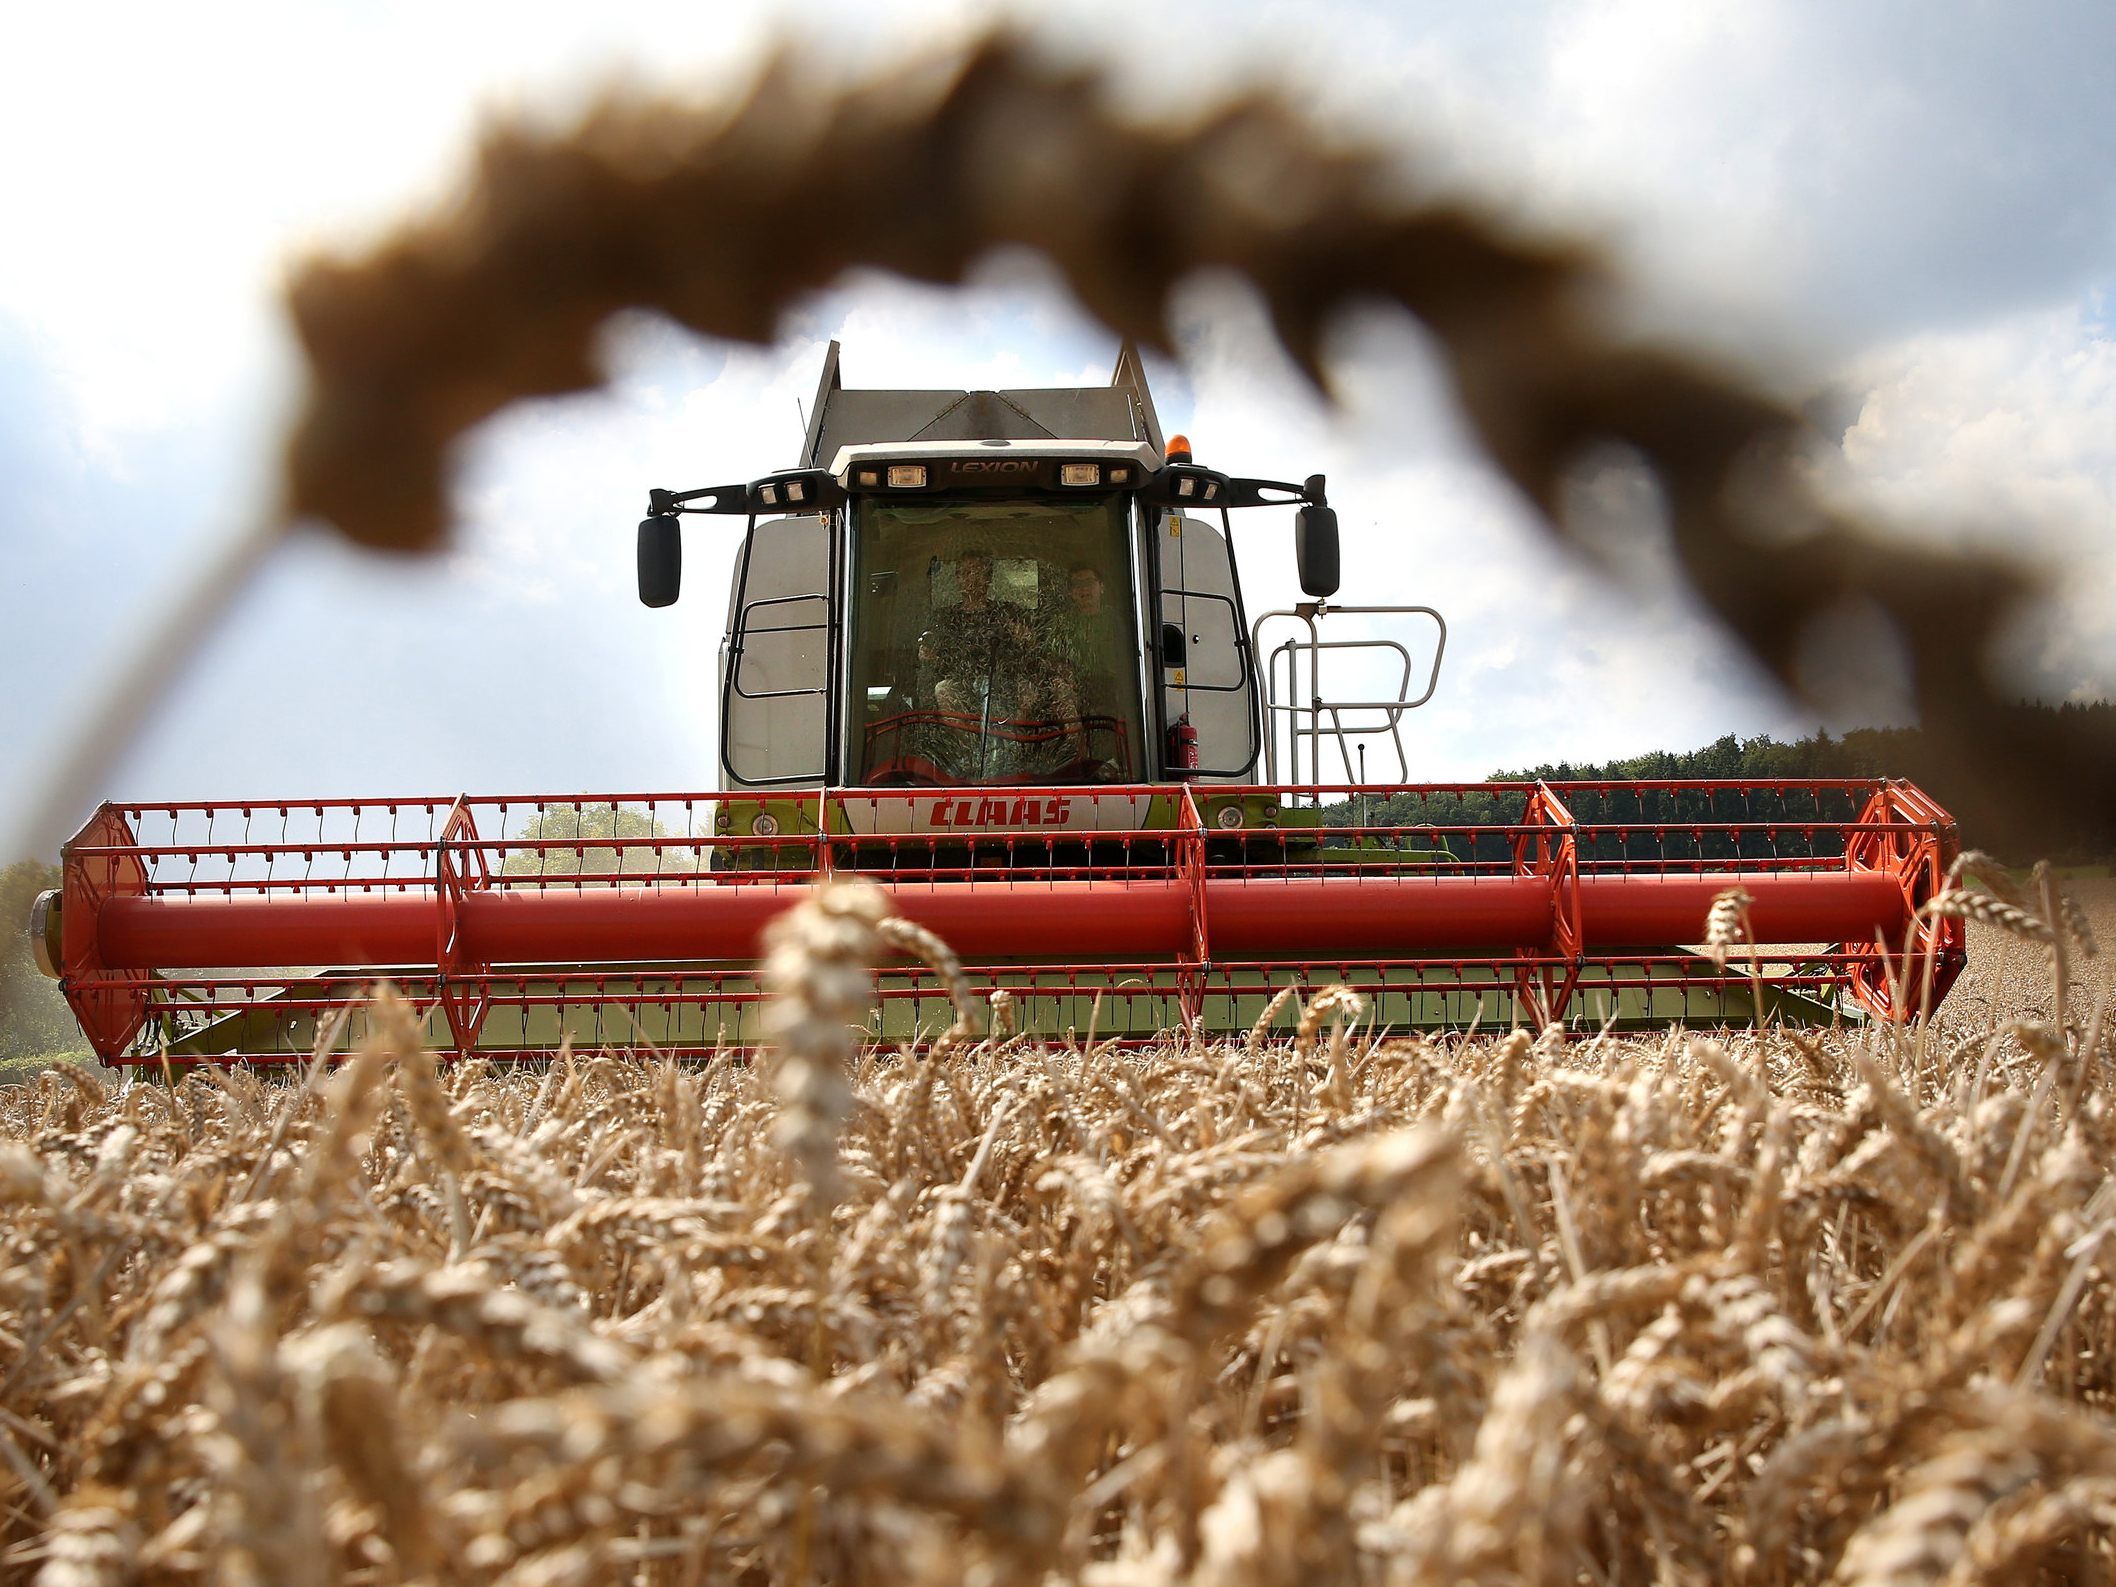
[31,344,1968,1066]
[635,341,1419,821]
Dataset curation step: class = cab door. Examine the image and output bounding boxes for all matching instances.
[1155,511,1260,779]
[720,513,834,787]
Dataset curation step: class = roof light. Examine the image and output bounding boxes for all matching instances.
[857,469,880,487]
[886,465,927,489]
[785,479,806,503]
[1111,466,1131,483]
[756,482,778,506]
[1059,463,1101,487]
[1176,476,1196,498]
[1166,434,1193,465]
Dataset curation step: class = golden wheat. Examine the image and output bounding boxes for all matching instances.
[0,884,2110,1582]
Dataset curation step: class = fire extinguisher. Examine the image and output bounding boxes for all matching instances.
[1168,714,1199,778]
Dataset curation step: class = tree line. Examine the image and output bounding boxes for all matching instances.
[1321,700,2116,866]
[0,860,81,1068]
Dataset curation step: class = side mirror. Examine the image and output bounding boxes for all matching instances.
[1295,504,1340,597]
[638,516,682,608]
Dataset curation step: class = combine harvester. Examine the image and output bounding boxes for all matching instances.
[31,345,1965,1063]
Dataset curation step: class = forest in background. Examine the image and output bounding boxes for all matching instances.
[1327,701,2116,864]
[0,860,82,1072]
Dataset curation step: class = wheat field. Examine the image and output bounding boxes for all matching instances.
[0,877,2110,1586]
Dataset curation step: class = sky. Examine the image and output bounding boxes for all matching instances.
[2,0,2112,855]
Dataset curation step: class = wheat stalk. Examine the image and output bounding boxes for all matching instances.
[0,882,2109,1582]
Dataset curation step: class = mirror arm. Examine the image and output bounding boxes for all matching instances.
[647,469,846,519]
[1144,467,1329,510]
[648,483,744,515]
[1221,474,1327,509]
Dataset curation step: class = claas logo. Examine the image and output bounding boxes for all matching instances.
[928,796,1075,827]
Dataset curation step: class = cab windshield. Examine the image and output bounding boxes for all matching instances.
[846,494,1143,785]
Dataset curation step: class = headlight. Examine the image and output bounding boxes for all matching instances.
[751,812,780,837]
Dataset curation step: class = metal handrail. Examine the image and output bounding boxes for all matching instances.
[1268,636,1417,781]
[1250,603,1447,787]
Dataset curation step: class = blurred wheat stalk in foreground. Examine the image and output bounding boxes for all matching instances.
[1,881,2112,1584]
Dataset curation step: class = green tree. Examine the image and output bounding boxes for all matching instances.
[0,860,86,1061]
[1316,700,2115,863]
[498,802,699,879]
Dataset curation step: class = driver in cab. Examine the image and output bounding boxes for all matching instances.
[927,546,1035,720]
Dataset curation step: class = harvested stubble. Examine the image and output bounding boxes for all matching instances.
[3,886,2116,1584]
[1944,876,2114,1031]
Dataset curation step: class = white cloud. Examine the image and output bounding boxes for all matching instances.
[1835,295,2116,701]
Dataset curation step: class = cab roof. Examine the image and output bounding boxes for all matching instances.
[798,341,1166,469]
